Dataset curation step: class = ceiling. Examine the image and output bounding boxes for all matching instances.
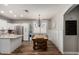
[0,4,72,20]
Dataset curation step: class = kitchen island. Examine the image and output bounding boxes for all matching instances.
[32,34,48,50]
[0,34,22,54]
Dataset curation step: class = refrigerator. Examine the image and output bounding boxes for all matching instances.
[15,23,30,41]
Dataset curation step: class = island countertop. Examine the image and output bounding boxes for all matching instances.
[0,34,22,39]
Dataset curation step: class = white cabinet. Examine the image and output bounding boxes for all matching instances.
[8,23,16,30]
[0,19,8,30]
[0,36,22,54]
[64,36,77,54]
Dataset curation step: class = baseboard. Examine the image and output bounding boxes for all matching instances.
[64,52,78,55]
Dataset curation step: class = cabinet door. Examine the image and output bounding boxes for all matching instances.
[64,36,77,53]
[77,37,79,53]
[77,19,79,53]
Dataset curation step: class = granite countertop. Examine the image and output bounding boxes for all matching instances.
[0,34,22,39]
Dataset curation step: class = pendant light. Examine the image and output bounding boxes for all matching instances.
[38,14,41,27]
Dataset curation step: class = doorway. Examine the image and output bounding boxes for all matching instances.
[64,5,79,55]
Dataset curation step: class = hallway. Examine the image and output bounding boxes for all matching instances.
[10,40,61,55]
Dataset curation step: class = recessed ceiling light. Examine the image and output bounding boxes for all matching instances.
[20,14,23,17]
[14,15,16,17]
[9,10,13,14]
[0,11,4,14]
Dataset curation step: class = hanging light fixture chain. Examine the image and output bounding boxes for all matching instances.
[38,14,40,27]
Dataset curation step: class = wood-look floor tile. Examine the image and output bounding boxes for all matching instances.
[11,40,61,55]
[0,40,62,55]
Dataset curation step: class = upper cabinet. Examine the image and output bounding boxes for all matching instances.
[8,23,16,30]
[0,19,8,30]
[0,21,16,30]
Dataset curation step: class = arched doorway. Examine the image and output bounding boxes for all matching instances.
[63,4,79,54]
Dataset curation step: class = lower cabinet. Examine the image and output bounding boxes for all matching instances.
[77,37,79,53]
[64,36,78,54]
[0,37,22,54]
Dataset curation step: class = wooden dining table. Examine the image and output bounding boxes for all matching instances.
[32,34,48,50]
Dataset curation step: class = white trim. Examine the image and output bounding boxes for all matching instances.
[64,52,78,55]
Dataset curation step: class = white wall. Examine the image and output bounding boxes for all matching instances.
[48,4,73,53]
[48,14,64,53]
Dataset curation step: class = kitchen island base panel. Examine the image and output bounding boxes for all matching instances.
[0,36,22,54]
